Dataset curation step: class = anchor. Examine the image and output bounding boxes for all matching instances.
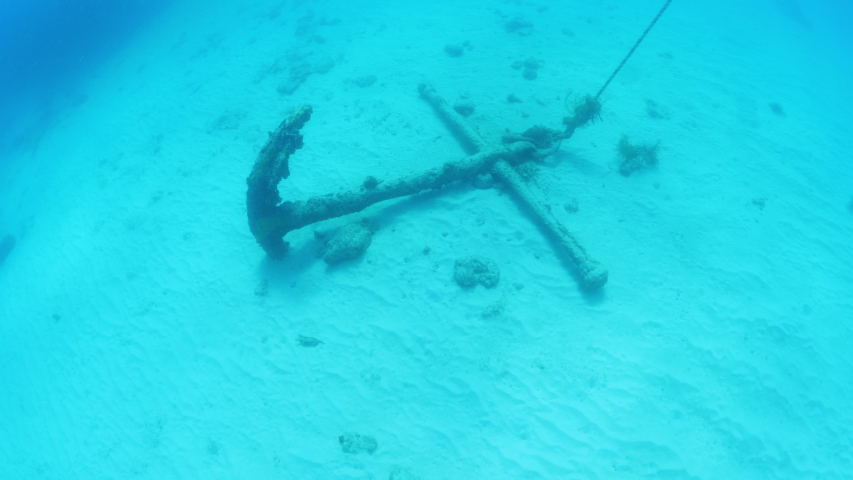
[245,0,673,291]
[246,85,606,289]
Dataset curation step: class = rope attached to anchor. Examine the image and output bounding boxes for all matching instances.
[595,0,674,99]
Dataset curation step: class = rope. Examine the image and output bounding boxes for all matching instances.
[595,0,673,99]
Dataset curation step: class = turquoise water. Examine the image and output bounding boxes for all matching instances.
[1,0,852,478]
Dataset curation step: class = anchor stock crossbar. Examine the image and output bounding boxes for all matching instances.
[246,84,608,290]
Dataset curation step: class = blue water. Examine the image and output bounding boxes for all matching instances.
[0,0,173,166]
[1,0,852,478]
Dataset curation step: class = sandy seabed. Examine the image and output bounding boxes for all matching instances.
[1,0,852,478]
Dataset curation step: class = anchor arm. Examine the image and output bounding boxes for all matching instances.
[246,105,313,258]
[246,104,535,257]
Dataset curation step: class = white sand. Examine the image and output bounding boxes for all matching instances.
[1,0,852,478]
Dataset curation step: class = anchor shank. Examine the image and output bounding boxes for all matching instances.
[278,143,534,232]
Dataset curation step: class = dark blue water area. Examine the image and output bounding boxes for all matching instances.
[822,1,853,69]
[0,0,174,158]
[788,0,853,62]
